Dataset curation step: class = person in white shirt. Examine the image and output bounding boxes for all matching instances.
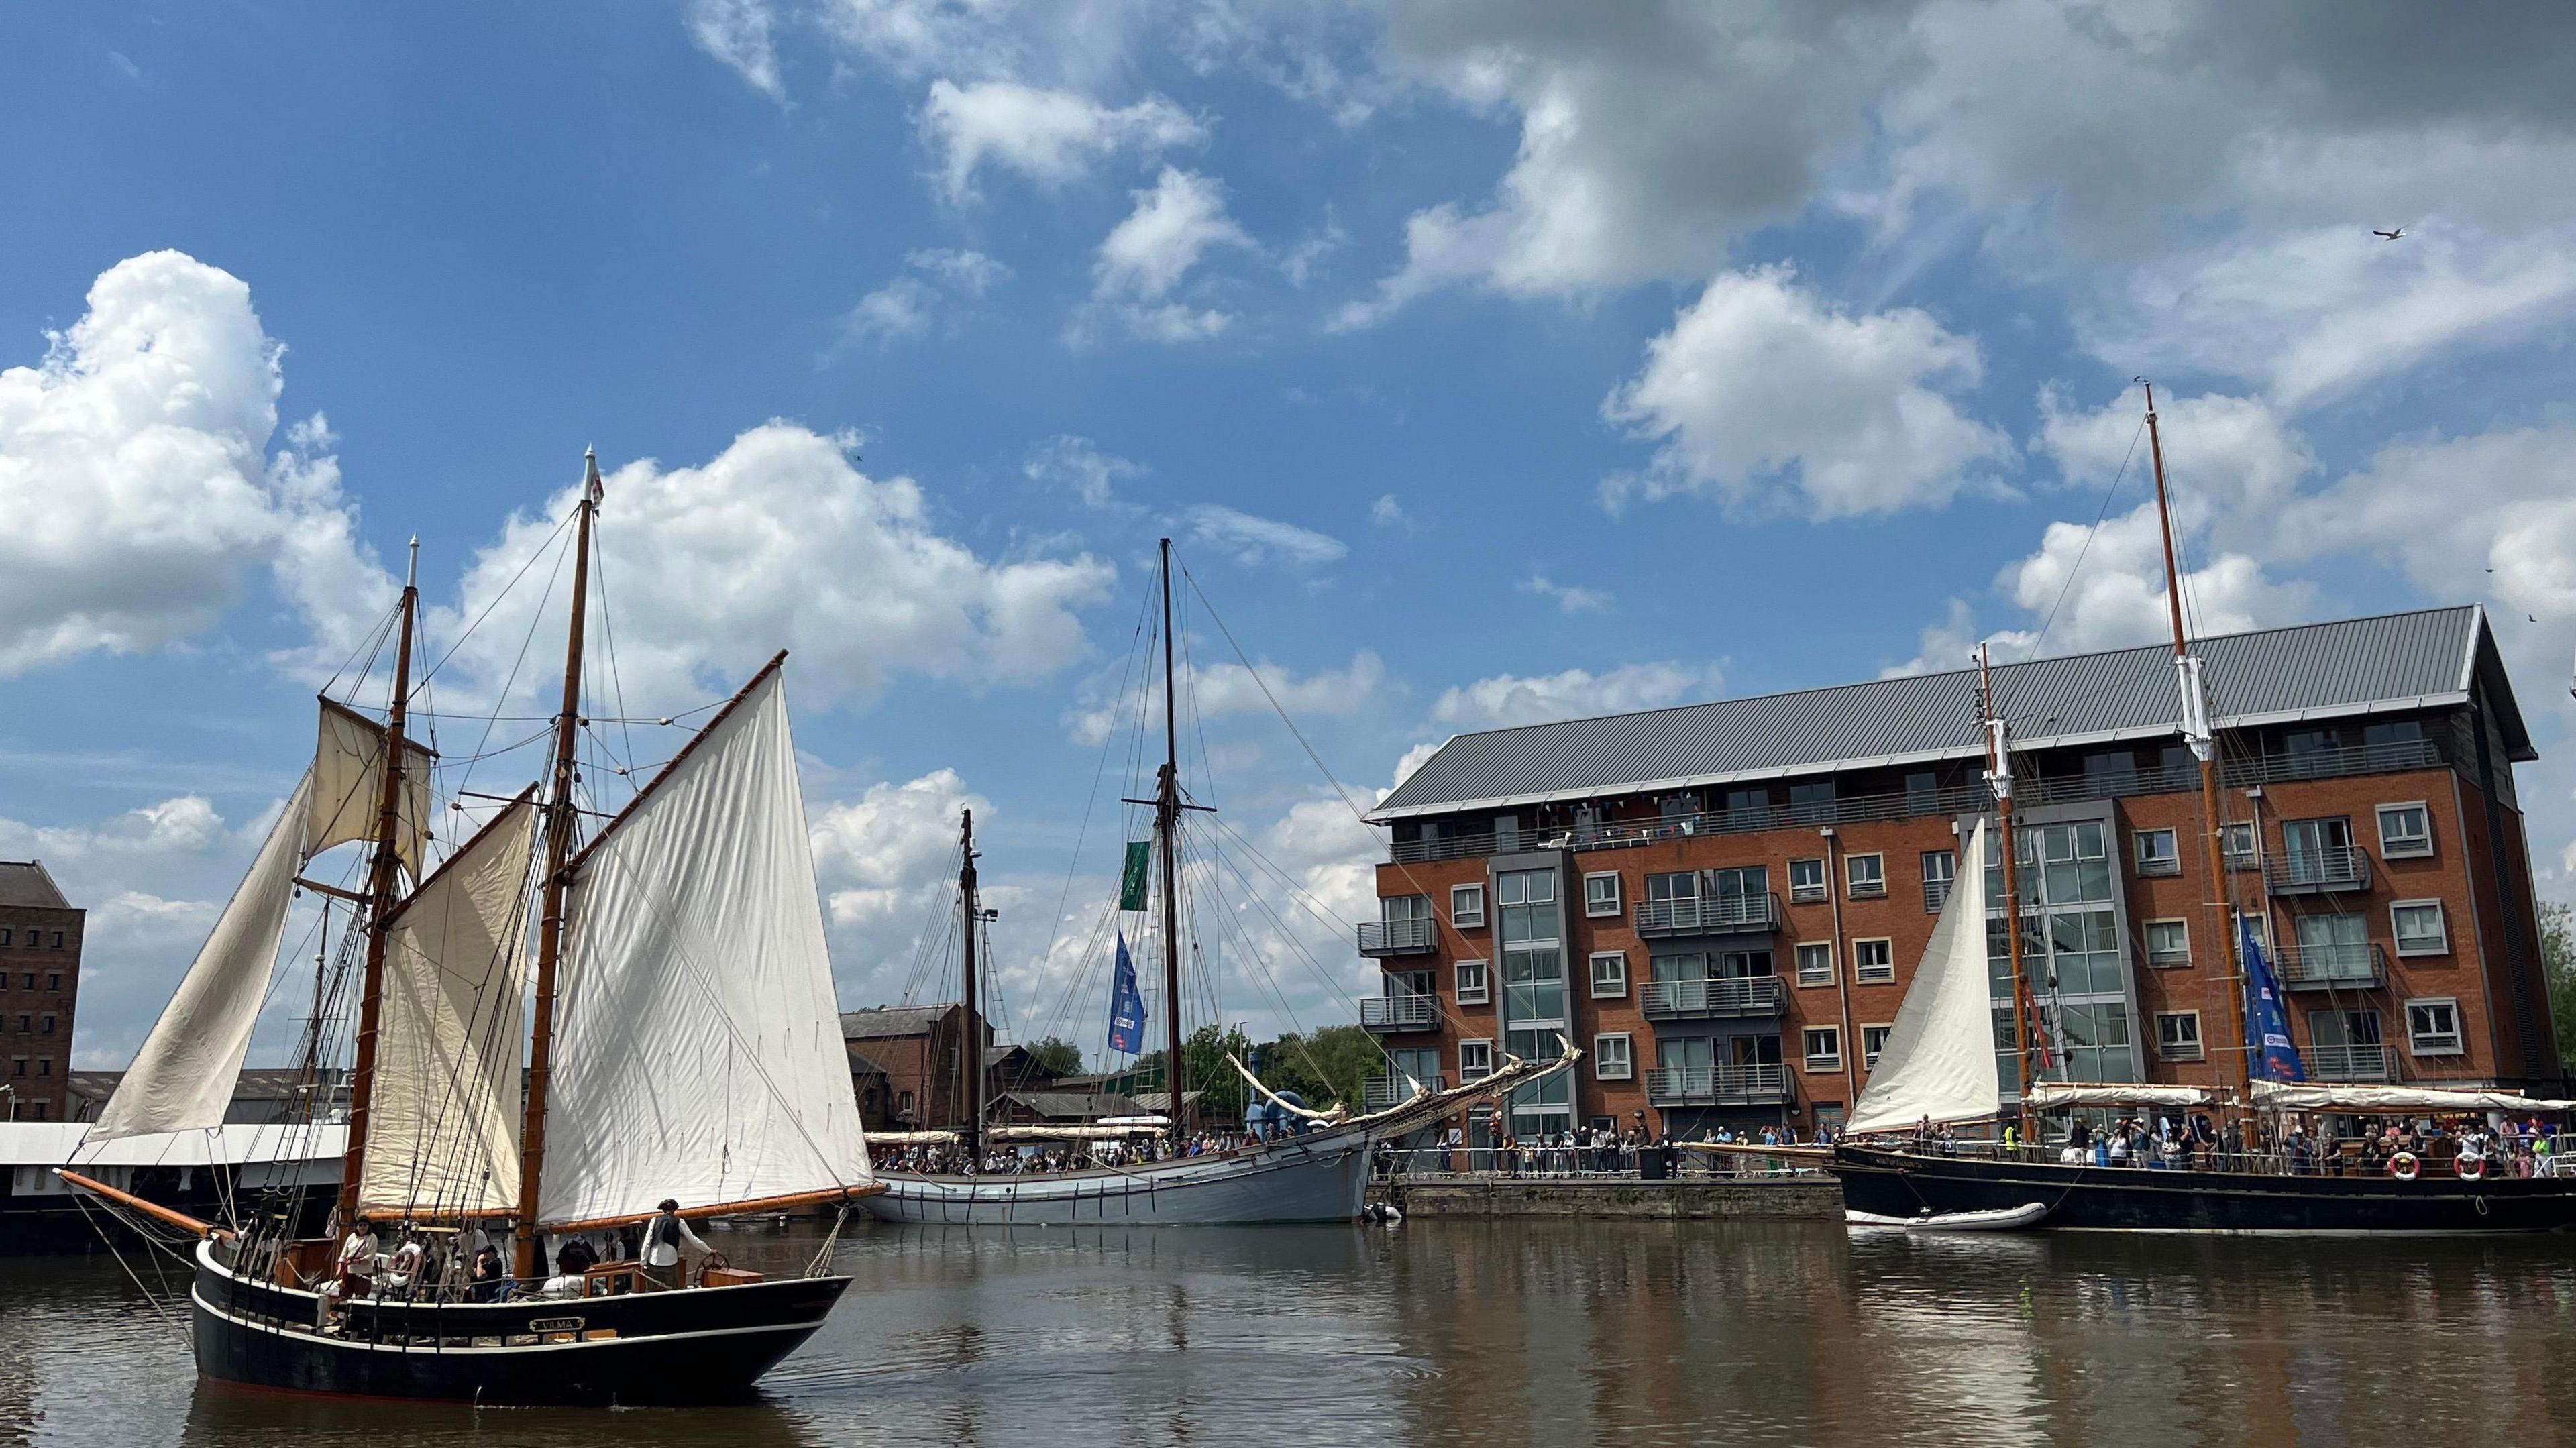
[641,1199,708,1289]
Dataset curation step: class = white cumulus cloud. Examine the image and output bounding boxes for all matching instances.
[922,79,1205,202]
[1431,661,1720,732]
[1600,266,2010,518]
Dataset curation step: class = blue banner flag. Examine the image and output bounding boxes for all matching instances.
[1106,932,1147,1056]
[2241,918,2308,1082]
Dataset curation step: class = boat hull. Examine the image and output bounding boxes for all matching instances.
[1834,1144,2576,1234]
[865,1131,1373,1225]
[189,1240,848,1404]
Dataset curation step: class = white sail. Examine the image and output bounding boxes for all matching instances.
[87,773,315,1144]
[308,699,433,878]
[537,668,871,1223]
[1846,818,2002,1136]
[358,795,537,1215]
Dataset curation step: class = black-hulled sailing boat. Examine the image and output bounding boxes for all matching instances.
[864,539,1571,1225]
[62,452,880,1402]
[1831,390,2576,1234]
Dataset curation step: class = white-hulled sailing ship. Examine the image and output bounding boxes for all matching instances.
[60,453,880,1403]
[1829,390,2576,1234]
[863,540,1570,1225]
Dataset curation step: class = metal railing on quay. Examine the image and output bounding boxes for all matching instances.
[1369,1144,1829,1182]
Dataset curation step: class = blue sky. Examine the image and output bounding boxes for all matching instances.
[7,2,2576,1067]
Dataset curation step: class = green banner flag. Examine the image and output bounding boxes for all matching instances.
[1118,840,1152,911]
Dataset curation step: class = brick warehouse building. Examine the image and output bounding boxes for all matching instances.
[1359,606,2563,1144]
[1,860,83,1121]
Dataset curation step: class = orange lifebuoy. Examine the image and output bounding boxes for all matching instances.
[2389,1152,2420,1182]
[2456,1155,2487,1182]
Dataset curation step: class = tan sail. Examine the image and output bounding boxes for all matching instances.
[309,698,434,878]
[357,793,538,1216]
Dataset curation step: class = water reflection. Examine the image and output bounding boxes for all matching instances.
[7,1219,2576,1446]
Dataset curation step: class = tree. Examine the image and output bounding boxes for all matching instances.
[1025,1036,1085,1079]
[2542,901,2576,1066]
[1256,1025,1385,1110]
[1181,1023,1256,1122]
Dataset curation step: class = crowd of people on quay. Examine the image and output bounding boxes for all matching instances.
[1889,1110,2568,1177]
[877,1131,1262,1177]
[1375,1121,1838,1180]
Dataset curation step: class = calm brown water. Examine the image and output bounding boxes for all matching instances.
[6,1217,2576,1446]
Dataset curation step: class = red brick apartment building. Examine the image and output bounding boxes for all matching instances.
[1359,607,2563,1142]
[1,860,83,1121]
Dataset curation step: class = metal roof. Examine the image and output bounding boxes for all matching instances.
[0,860,71,909]
[1377,606,2523,820]
[840,1003,959,1040]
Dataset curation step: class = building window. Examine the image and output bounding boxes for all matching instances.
[1455,959,1490,1005]
[2391,900,2450,956]
[0,930,9,946]
[1459,1039,1495,1080]
[1788,858,1827,903]
[1582,873,1622,918]
[1589,952,1629,998]
[34,1058,47,1076]
[1594,1034,1633,1080]
[1794,941,1834,987]
[2155,1011,2204,1062]
[2406,999,2463,1056]
[1845,854,1886,899]
[1861,1025,1893,1068]
[2220,822,2257,867]
[1853,938,1894,984]
[1921,850,1955,911]
[898,1090,914,1115]
[44,973,57,992]
[48,932,61,949]
[2134,828,2180,876]
[1450,884,1486,928]
[39,1015,53,1035]
[2144,919,2190,968]
[1803,1027,1842,1070]
[2377,803,2433,859]
[13,1015,24,1034]
[12,1058,25,1077]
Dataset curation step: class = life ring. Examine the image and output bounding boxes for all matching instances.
[2456,1155,2487,1182]
[2388,1152,2420,1182]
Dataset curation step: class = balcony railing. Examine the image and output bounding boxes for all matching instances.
[1383,738,2447,865]
[1633,892,1780,938]
[1639,976,1786,1019]
[1357,918,1437,956]
[1361,1072,1446,1111]
[1644,1063,1791,1106]
[1359,994,1440,1032]
[2307,1044,2393,1081]
[2277,942,2387,990]
[2263,846,2372,895]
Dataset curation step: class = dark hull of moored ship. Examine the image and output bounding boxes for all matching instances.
[189,1239,849,1404]
[1835,1144,2576,1234]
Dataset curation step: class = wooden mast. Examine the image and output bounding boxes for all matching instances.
[1979,643,2039,1138]
[513,449,598,1280]
[958,808,984,1167]
[1155,538,1191,1136]
[336,538,420,1222]
[2144,384,2253,1100]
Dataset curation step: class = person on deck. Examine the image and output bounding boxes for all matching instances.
[471,1244,510,1302]
[333,1221,382,1300]
[643,1199,709,1290]
[555,1233,598,1277]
